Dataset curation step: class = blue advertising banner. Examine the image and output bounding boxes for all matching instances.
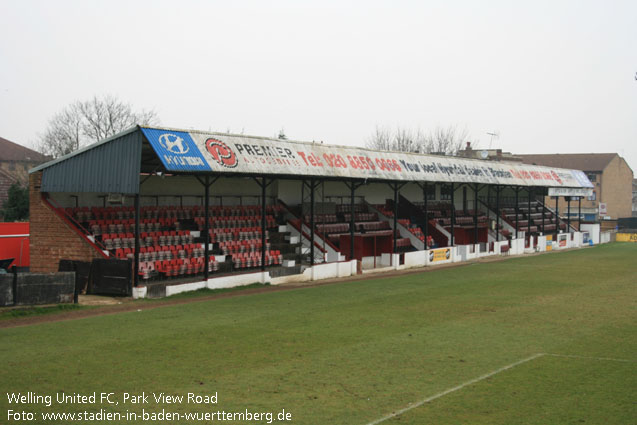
[141,128,211,172]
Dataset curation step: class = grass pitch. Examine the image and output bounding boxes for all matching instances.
[1,243,635,424]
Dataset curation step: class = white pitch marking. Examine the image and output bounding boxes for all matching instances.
[365,352,636,425]
[364,353,545,425]
[545,353,636,363]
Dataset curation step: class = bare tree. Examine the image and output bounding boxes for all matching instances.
[38,95,159,158]
[422,125,471,155]
[365,125,424,153]
[366,124,474,156]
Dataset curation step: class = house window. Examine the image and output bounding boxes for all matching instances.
[587,191,596,201]
[586,173,596,182]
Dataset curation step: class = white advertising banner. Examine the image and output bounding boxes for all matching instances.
[141,127,594,189]
[547,187,594,197]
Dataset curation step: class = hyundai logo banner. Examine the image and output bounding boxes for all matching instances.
[141,127,594,188]
[142,128,210,172]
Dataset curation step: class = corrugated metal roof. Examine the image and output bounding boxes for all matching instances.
[39,129,143,194]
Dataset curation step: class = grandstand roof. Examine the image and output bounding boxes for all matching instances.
[31,126,594,194]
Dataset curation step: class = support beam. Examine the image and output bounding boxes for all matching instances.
[424,182,429,248]
[350,182,355,261]
[495,185,501,242]
[541,188,546,235]
[578,196,582,231]
[261,176,267,272]
[514,187,519,239]
[310,178,315,266]
[528,187,532,241]
[133,193,140,290]
[393,183,398,255]
[203,177,210,280]
[567,196,571,233]
[473,184,479,245]
[450,182,455,246]
[554,196,559,239]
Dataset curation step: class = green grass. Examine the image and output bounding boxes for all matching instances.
[0,303,84,321]
[1,243,635,424]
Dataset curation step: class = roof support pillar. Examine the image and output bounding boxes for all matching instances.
[541,188,545,235]
[514,187,519,239]
[567,196,571,233]
[310,178,315,266]
[195,175,219,281]
[578,196,582,231]
[474,184,479,245]
[423,182,429,248]
[450,182,455,247]
[203,176,210,281]
[133,193,140,291]
[495,185,500,242]
[261,176,267,272]
[555,195,559,239]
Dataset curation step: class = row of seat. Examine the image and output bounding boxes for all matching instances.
[194,216,277,230]
[208,228,267,243]
[335,204,368,213]
[68,204,284,223]
[232,250,283,269]
[139,257,221,279]
[317,223,349,234]
[356,221,391,232]
[218,239,272,255]
[114,244,203,262]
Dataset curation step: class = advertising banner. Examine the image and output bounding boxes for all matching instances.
[141,127,594,189]
[429,248,452,263]
[616,233,637,242]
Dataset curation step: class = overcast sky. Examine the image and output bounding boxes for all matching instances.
[1,0,636,171]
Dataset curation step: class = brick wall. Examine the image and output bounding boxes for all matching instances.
[29,172,103,273]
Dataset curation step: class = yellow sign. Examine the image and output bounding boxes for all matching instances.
[616,233,637,242]
[546,235,552,251]
[429,248,451,262]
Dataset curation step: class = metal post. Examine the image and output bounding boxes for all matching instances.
[567,196,571,233]
[555,196,559,238]
[350,182,355,261]
[310,179,315,266]
[541,189,545,234]
[578,196,582,230]
[495,185,500,241]
[450,182,455,246]
[473,184,479,244]
[133,193,140,289]
[423,182,429,248]
[393,183,398,255]
[528,187,532,239]
[203,176,210,281]
[515,187,519,239]
[261,177,267,272]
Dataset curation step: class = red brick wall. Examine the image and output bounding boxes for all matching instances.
[29,172,103,272]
